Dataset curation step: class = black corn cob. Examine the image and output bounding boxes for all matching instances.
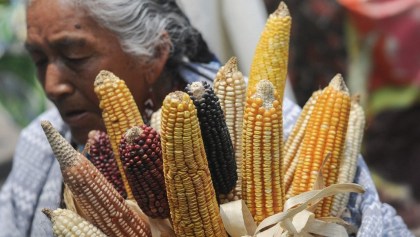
[185,81,237,195]
[87,130,127,199]
[119,125,170,219]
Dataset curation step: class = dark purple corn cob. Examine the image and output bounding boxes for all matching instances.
[87,130,127,199]
[185,81,237,196]
[119,125,170,219]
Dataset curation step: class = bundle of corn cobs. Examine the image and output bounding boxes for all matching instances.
[40,2,366,237]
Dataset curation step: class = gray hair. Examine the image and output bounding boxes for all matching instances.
[27,0,213,63]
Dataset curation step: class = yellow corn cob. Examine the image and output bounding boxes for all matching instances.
[41,120,151,237]
[214,57,247,203]
[247,2,291,98]
[242,80,284,223]
[160,91,227,237]
[290,74,351,217]
[42,208,107,237]
[331,96,365,216]
[150,108,162,133]
[94,70,144,200]
[284,90,321,198]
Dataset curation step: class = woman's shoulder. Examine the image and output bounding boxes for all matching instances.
[16,107,69,157]
[178,59,221,85]
[20,107,68,138]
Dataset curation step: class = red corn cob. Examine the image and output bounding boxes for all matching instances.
[119,125,170,219]
[87,130,127,199]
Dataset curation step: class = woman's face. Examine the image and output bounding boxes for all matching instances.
[25,0,166,145]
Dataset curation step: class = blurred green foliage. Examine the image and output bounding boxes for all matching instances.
[0,54,46,126]
[0,1,47,127]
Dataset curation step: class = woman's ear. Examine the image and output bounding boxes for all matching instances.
[145,32,171,85]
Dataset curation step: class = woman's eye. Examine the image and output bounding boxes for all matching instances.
[28,51,48,68]
[64,56,90,66]
[34,58,48,68]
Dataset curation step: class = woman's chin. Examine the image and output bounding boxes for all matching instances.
[69,122,105,146]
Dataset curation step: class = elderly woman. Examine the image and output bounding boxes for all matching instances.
[0,0,413,236]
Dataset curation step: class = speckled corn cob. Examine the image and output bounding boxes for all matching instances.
[119,125,169,219]
[248,2,291,97]
[87,130,127,199]
[160,91,227,237]
[185,81,237,196]
[290,74,351,217]
[242,80,284,224]
[331,96,365,216]
[42,208,107,237]
[214,57,246,203]
[41,120,151,237]
[284,90,321,198]
[94,70,144,200]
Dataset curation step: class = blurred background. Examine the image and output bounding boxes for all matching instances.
[1,0,419,234]
[0,0,48,188]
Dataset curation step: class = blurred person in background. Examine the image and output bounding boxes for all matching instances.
[364,103,420,235]
[340,0,420,234]
[0,0,413,236]
[265,0,420,234]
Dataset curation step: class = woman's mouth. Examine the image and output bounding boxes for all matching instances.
[63,110,90,126]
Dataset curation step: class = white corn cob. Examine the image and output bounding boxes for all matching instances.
[214,57,247,203]
[331,96,365,216]
[42,208,107,237]
[150,108,162,133]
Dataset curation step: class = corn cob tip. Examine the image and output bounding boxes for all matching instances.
[352,94,361,103]
[94,70,118,88]
[215,56,241,86]
[164,91,192,115]
[187,82,206,99]
[41,120,79,169]
[274,1,290,18]
[166,90,189,104]
[124,126,143,144]
[329,74,349,94]
[87,129,98,139]
[225,57,238,72]
[253,79,276,109]
[86,130,99,147]
[41,208,53,220]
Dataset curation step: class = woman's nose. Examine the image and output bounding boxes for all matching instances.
[44,62,74,101]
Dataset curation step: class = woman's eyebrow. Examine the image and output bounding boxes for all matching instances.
[24,37,88,52]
